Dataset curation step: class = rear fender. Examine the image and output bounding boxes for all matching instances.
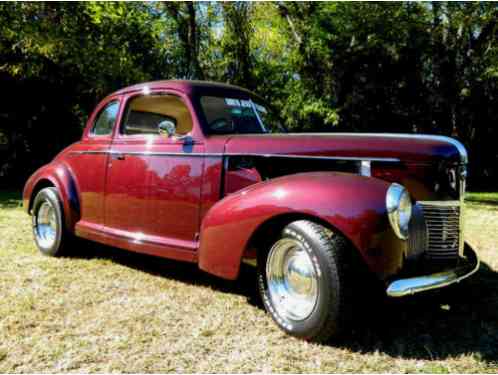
[198,172,397,280]
[23,162,80,231]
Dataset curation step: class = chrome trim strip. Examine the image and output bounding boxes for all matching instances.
[330,133,467,164]
[386,245,479,297]
[227,153,400,162]
[73,132,469,164]
[70,150,109,155]
[417,200,460,207]
[70,150,400,163]
[459,165,466,256]
[240,133,468,164]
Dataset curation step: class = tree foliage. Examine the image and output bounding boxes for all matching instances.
[0,2,497,187]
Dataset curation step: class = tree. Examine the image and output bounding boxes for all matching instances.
[0,2,167,184]
[160,2,205,79]
[0,2,497,187]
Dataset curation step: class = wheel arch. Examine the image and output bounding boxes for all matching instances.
[24,163,81,231]
[28,179,56,212]
[198,171,398,281]
[243,211,350,258]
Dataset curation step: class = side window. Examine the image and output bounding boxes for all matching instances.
[90,101,119,136]
[121,94,193,136]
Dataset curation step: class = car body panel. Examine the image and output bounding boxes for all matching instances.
[199,172,404,280]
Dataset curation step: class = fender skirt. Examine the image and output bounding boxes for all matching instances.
[199,171,401,280]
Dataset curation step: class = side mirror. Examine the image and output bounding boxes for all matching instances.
[158,120,176,137]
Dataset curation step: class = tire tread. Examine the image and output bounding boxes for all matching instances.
[258,219,352,343]
[293,220,351,342]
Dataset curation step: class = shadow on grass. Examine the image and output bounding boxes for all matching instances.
[69,239,262,305]
[68,239,498,364]
[339,262,498,363]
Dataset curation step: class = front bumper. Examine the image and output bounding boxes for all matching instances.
[386,244,479,297]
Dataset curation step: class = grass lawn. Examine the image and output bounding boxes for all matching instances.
[1,190,497,373]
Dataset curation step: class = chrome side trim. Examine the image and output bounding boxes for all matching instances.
[333,133,468,164]
[72,150,208,157]
[70,150,109,155]
[69,150,400,163]
[238,133,468,164]
[386,245,479,297]
[228,153,400,163]
[73,132,470,164]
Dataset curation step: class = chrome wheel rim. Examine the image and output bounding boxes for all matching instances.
[35,201,57,248]
[266,238,318,321]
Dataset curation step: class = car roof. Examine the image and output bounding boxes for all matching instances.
[110,80,261,100]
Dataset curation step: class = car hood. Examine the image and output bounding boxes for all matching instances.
[222,133,467,164]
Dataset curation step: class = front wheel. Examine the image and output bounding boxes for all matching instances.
[257,220,352,343]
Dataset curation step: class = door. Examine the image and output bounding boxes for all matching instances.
[144,141,204,250]
[70,98,120,231]
[104,91,203,257]
[103,136,150,238]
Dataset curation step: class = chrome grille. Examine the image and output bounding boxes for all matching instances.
[419,201,461,260]
[407,203,426,260]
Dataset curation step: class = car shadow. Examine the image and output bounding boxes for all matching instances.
[69,240,261,304]
[338,261,498,362]
[69,240,498,363]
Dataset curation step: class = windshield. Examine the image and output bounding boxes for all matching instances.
[200,96,285,134]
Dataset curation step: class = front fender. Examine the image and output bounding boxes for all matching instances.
[199,171,402,280]
[23,161,80,231]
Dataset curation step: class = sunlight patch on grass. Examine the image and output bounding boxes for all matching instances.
[466,191,498,205]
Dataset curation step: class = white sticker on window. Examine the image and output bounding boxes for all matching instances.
[240,100,252,108]
[225,98,241,107]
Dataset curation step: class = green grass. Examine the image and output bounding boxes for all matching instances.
[466,191,498,206]
[1,190,498,372]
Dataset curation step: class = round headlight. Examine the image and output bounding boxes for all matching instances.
[386,183,412,239]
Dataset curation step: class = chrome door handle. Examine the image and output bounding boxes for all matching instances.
[113,153,125,160]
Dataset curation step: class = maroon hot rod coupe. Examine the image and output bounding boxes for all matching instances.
[23,80,479,342]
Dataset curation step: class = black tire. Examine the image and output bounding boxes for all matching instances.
[257,220,352,343]
[32,187,72,256]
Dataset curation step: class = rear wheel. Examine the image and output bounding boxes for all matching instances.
[32,187,72,256]
[257,220,352,343]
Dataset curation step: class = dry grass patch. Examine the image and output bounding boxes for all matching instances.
[0,190,497,372]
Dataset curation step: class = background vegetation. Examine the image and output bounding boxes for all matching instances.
[0,2,497,187]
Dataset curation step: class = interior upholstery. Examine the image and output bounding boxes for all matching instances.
[126,95,193,135]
